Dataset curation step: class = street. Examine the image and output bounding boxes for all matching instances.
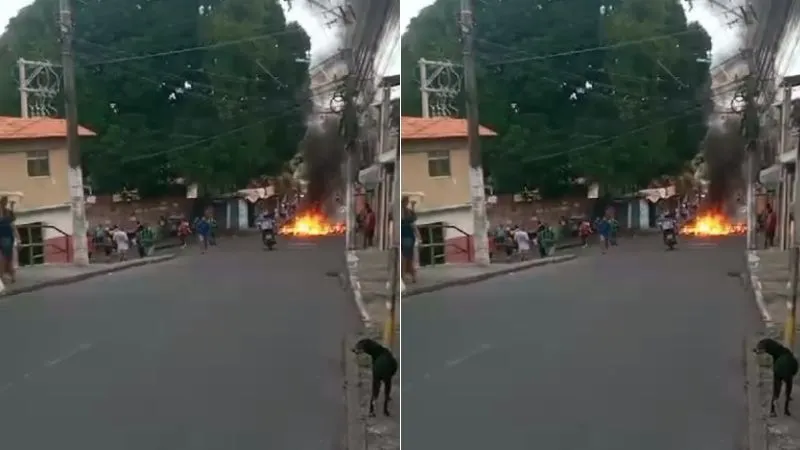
[403,236,755,450]
[0,236,358,450]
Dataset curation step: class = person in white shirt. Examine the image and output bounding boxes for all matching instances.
[513,226,531,260]
[111,226,130,261]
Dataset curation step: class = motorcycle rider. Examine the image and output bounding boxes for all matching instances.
[258,210,277,245]
[660,211,678,246]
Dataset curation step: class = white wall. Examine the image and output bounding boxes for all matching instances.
[15,206,73,240]
[416,206,473,239]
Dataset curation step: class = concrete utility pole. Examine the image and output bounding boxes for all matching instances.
[59,0,90,266]
[743,60,759,251]
[459,0,490,267]
[783,75,800,349]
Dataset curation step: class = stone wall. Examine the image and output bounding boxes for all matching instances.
[486,194,592,227]
[86,195,193,227]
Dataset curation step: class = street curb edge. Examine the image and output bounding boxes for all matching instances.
[403,254,577,298]
[742,250,769,450]
[0,254,177,298]
[342,335,367,450]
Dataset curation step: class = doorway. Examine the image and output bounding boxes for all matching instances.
[418,222,446,266]
[16,222,45,266]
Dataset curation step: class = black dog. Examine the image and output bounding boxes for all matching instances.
[353,338,398,417]
[755,338,799,416]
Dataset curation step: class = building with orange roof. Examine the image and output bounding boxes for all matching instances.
[400,116,497,265]
[0,116,96,265]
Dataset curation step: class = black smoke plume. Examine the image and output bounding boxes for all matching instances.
[702,118,745,209]
[300,117,345,209]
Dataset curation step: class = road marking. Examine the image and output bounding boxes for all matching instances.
[44,343,93,368]
[444,343,493,369]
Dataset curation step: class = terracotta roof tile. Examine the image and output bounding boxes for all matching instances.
[401,116,497,140]
[0,116,96,140]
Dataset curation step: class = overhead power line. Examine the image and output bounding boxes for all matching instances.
[485,29,701,67]
[82,29,304,66]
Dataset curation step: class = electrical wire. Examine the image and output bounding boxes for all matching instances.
[117,80,349,164]
[485,29,701,67]
[522,105,710,163]
[81,29,305,67]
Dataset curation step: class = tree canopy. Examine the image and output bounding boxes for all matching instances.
[401,0,713,197]
[0,0,312,196]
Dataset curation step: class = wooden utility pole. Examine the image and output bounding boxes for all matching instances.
[59,0,90,266]
[460,0,490,266]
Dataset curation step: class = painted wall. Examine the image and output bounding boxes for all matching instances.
[0,138,70,210]
[401,138,471,211]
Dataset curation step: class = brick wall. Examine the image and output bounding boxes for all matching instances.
[487,194,592,228]
[86,195,193,227]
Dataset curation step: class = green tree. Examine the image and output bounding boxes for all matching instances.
[0,0,311,196]
[401,0,712,196]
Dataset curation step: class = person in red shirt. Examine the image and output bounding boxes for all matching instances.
[363,203,376,248]
[579,220,592,248]
[765,203,777,248]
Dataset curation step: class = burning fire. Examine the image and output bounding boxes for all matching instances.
[680,213,746,236]
[280,211,345,236]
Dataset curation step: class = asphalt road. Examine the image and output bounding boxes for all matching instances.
[403,235,756,450]
[0,235,358,450]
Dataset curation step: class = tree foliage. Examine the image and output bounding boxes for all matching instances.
[0,0,311,196]
[401,0,713,196]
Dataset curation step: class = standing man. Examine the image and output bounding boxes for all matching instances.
[196,216,211,253]
[111,226,130,262]
[765,203,777,249]
[363,203,376,248]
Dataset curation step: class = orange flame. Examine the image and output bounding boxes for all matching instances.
[680,213,746,236]
[279,212,345,236]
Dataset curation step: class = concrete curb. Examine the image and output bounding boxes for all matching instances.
[0,254,176,298]
[341,252,371,450]
[346,250,372,327]
[742,250,770,450]
[403,254,577,298]
[342,334,367,450]
[747,250,773,324]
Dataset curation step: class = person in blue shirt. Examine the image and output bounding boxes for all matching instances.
[400,196,417,284]
[195,216,211,253]
[0,196,16,284]
[596,216,611,253]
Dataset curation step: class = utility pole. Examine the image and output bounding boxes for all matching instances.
[783,74,800,349]
[460,0,490,266]
[419,60,429,118]
[59,0,90,266]
[743,60,759,252]
[18,60,28,118]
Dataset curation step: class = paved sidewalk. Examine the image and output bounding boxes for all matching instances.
[405,254,577,298]
[747,248,800,450]
[346,248,399,450]
[0,255,176,298]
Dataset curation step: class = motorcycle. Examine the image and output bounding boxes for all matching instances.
[262,229,277,250]
[664,230,677,250]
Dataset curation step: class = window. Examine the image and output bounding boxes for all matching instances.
[427,150,451,177]
[26,150,50,177]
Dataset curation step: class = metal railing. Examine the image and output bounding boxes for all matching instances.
[16,224,72,266]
